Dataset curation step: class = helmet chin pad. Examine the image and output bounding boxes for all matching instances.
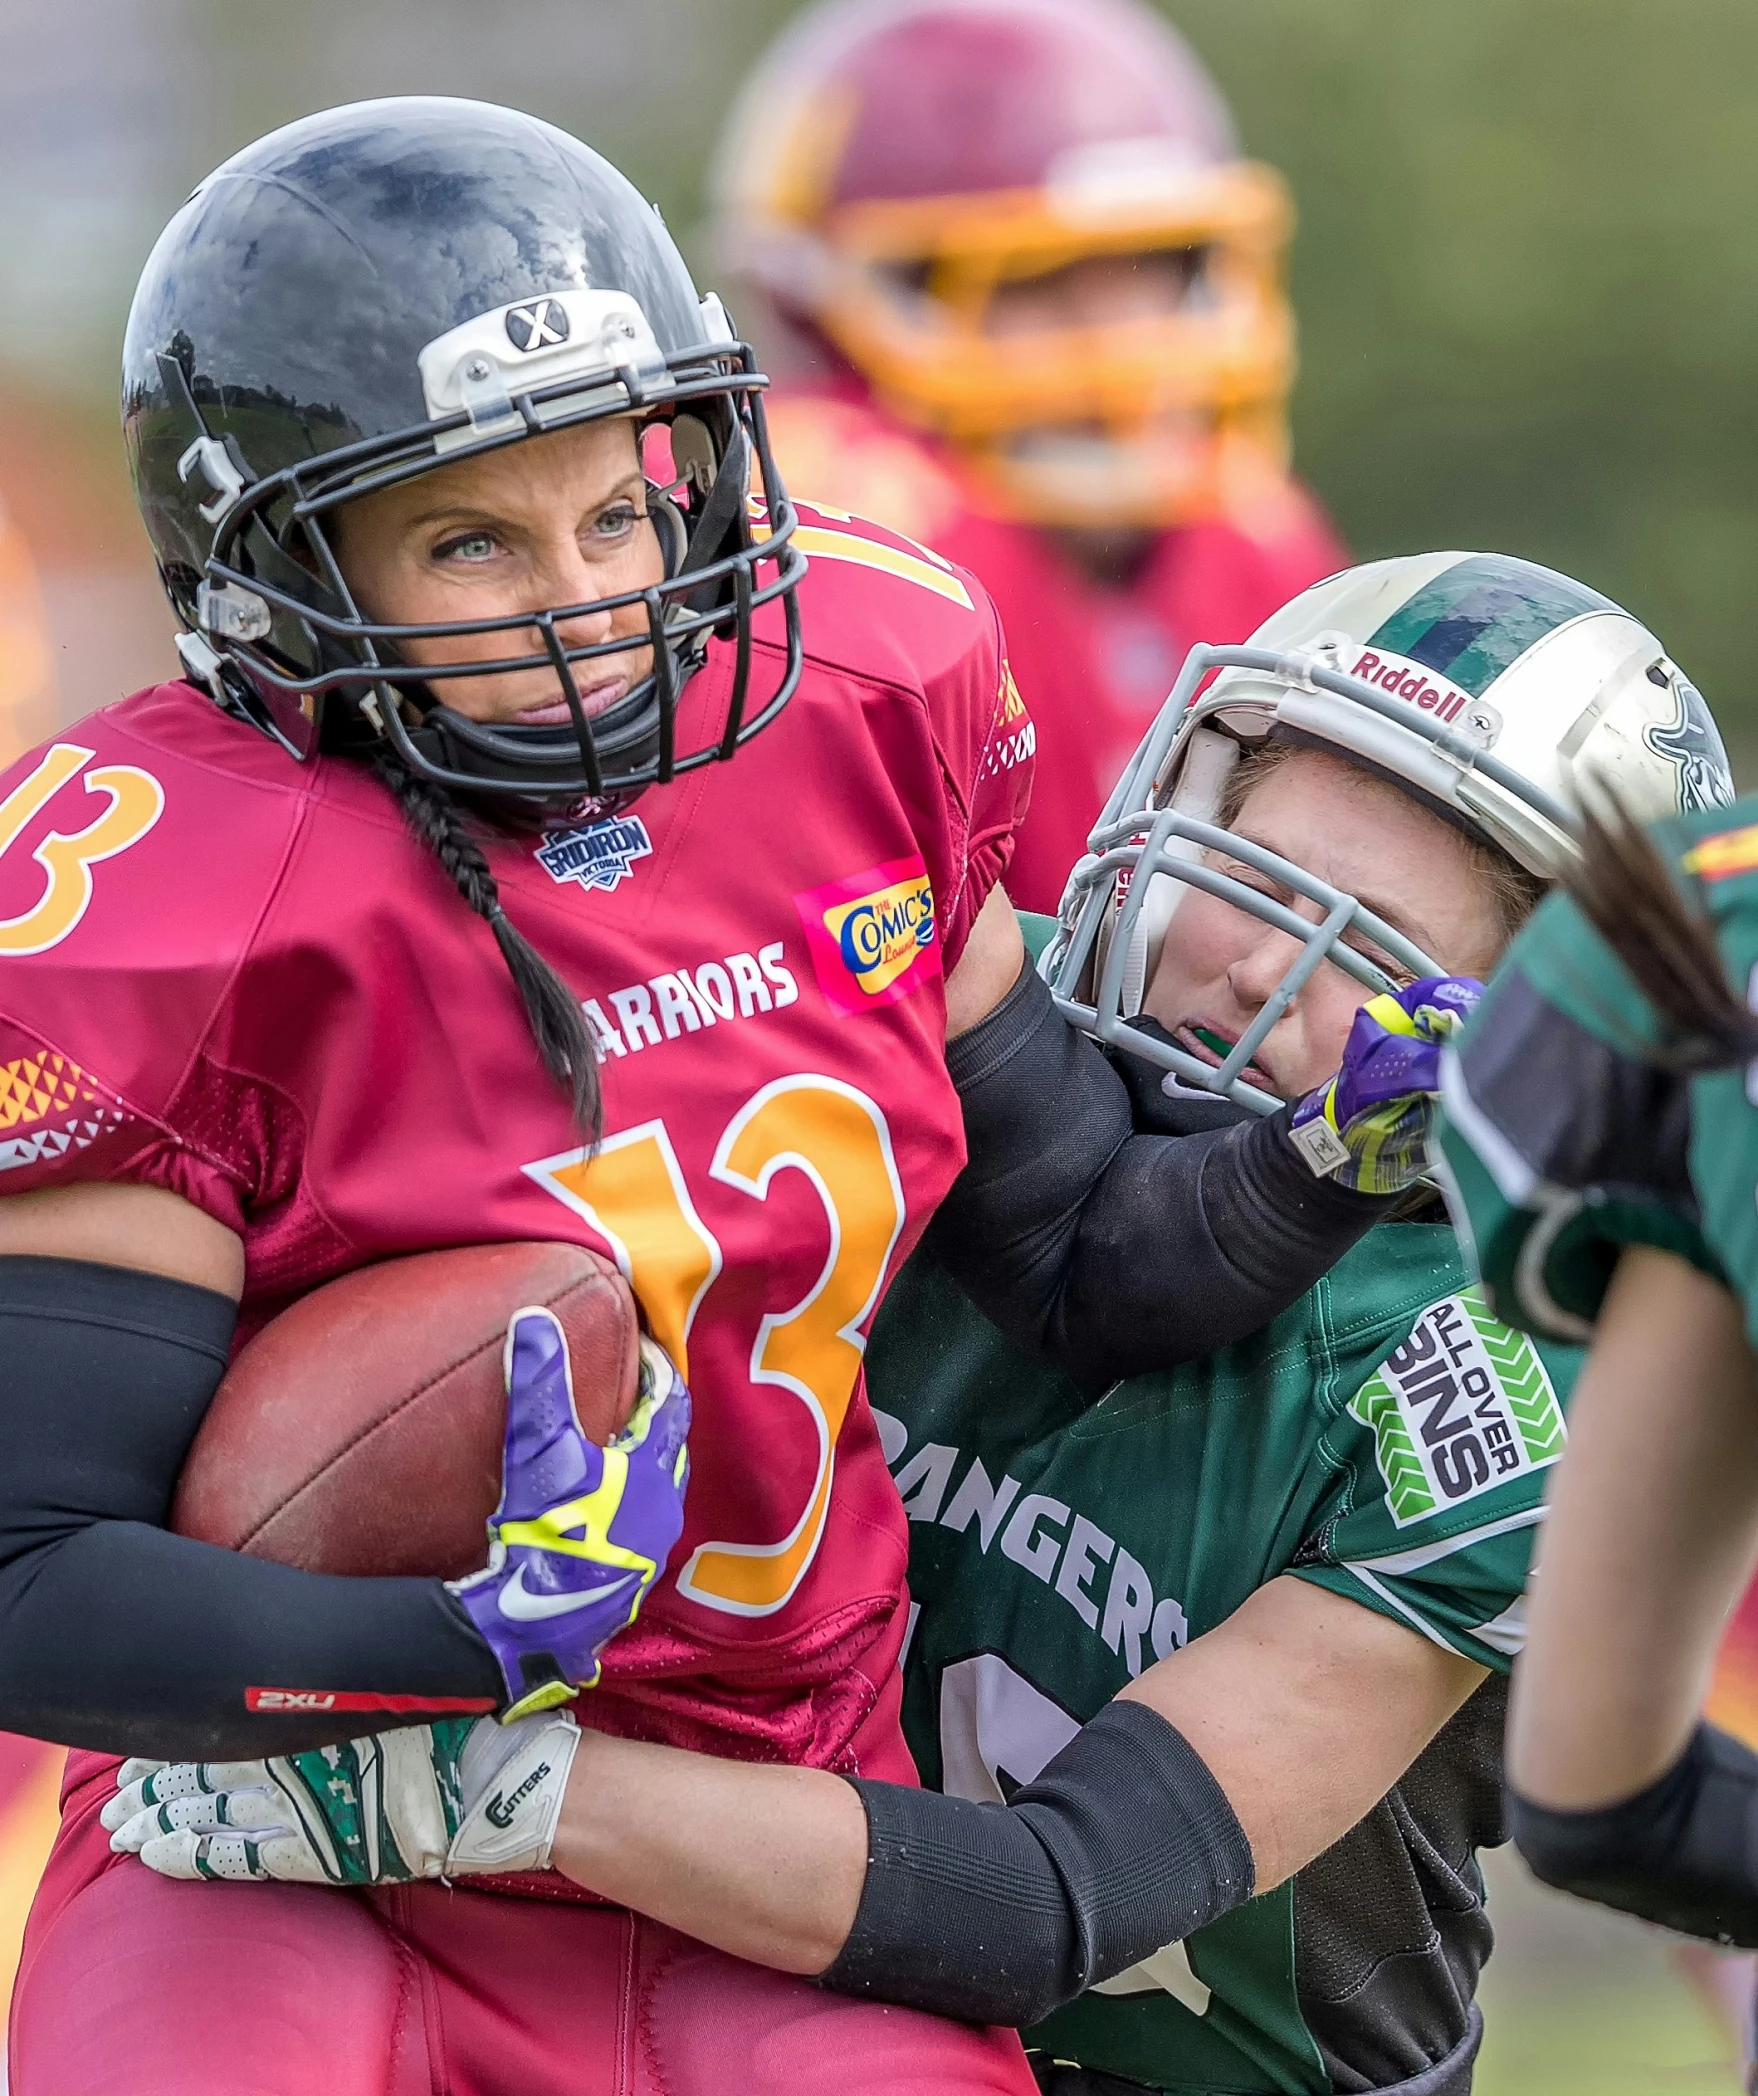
[401,669,679,820]
[1103,725,1240,1018]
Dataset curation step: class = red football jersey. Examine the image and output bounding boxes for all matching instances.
[0,501,1031,1776]
[764,386,1349,913]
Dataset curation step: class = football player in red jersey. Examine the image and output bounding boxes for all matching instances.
[0,98,1445,2096]
[710,0,1349,912]
[0,94,1043,2096]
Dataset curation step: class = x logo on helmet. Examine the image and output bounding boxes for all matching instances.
[504,299,570,354]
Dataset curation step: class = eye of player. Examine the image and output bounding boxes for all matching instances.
[1338,923,1415,986]
[430,527,501,566]
[424,491,649,575]
[586,497,647,545]
[1211,851,1419,990]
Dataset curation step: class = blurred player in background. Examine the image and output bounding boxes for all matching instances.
[711,0,1347,911]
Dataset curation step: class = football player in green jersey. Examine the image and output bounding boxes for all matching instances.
[117,555,1727,2095]
[1438,779,1758,1956]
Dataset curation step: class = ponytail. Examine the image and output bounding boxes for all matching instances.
[1568,797,1758,1072]
[370,745,602,1138]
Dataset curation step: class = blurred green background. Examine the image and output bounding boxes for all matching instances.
[2,3,1756,2088]
[9,0,1758,762]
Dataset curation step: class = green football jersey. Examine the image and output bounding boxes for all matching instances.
[1438,794,1758,1345]
[866,1220,1581,2095]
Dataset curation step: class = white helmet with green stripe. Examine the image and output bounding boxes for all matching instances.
[1044,550,1733,1112]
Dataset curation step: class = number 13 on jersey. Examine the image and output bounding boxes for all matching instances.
[525,1075,905,1618]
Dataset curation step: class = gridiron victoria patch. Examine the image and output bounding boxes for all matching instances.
[1348,1288,1565,1526]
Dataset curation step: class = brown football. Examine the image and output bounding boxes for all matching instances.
[172,1241,640,1581]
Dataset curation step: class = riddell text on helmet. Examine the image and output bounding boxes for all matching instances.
[1351,649,1471,724]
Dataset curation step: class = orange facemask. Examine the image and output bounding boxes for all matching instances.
[715,0,1301,531]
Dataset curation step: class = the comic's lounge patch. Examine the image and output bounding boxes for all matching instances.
[794,855,940,1016]
[1349,1289,1565,1527]
[534,814,652,894]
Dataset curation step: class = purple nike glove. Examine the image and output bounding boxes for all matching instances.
[1289,975,1483,1195]
[448,1309,691,1722]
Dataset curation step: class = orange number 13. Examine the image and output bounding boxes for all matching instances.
[525,1075,905,1618]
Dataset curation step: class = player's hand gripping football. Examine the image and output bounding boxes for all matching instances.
[102,1709,580,1884]
[450,1308,691,1721]
[1288,975,1483,1196]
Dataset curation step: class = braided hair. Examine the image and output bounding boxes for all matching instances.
[370,743,602,1138]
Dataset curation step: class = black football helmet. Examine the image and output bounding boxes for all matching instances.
[123,96,805,810]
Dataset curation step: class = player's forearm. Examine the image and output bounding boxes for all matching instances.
[0,1255,502,1758]
[937,962,1386,1387]
[1509,1247,1758,1812]
[553,1728,867,1973]
[555,1702,1254,2029]
[0,1524,498,1758]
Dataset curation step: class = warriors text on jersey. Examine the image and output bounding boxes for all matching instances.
[869,973,1580,2091]
[1437,792,1758,1346]
[764,385,1347,913]
[0,501,1030,1784]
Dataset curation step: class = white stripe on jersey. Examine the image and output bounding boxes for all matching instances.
[1341,1503,1545,1579]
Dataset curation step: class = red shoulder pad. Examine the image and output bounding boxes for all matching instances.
[751,501,1033,968]
[0,686,306,1213]
[754,496,994,696]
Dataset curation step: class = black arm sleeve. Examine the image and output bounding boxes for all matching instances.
[1509,1725,1758,1946]
[818,1700,1253,2027]
[0,1257,502,1762]
[936,964,1391,1388]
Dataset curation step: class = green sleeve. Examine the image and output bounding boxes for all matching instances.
[1289,1287,1581,1671]
[1436,881,1722,1342]
[1018,908,1057,966]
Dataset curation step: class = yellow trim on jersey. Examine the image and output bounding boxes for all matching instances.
[1683,823,1758,882]
[751,518,973,610]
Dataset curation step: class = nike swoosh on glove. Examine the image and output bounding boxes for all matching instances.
[450,1310,691,1722]
[101,1711,579,1885]
[1289,975,1484,1196]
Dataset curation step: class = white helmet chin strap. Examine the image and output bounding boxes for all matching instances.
[1103,727,1240,1018]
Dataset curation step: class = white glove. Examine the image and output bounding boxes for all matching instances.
[100,1711,580,1885]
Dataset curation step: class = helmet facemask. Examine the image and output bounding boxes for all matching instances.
[742,154,1294,532]
[1048,552,1733,1114]
[1041,637,1587,1112]
[158,291,806,819]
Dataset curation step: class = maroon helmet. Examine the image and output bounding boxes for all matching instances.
[713,0,1297,527]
